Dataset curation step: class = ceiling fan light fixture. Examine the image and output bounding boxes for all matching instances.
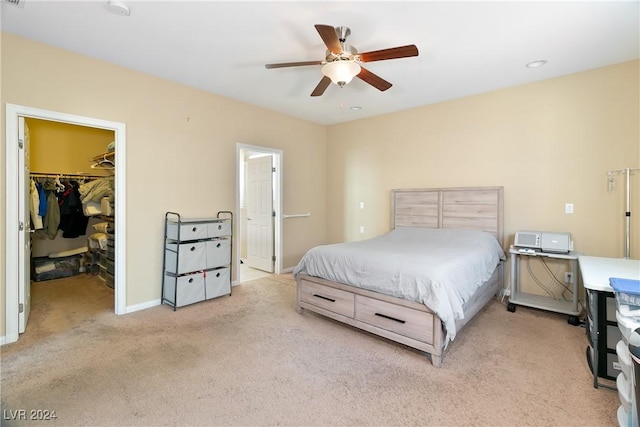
[322,60,361,87]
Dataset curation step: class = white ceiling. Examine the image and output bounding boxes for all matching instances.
[1,1,638,126]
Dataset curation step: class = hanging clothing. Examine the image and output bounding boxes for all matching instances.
[37,181,47,217]
[29,179,43,230]
[58,180,89,238]
[42,180,61,239]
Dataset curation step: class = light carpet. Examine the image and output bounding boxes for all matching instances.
[1,274,618,426]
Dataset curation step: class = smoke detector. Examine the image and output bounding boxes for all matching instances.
[106,1,130,16]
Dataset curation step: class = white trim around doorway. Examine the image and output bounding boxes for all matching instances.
[4,103,127,345]
[235,143,283,284]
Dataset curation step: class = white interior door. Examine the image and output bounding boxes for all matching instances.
[246,155,274,272]
[18,116,31,333]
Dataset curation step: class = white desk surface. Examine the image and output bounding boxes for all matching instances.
[578,256,640,292]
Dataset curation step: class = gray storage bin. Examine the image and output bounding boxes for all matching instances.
[206,238,231,269]
[205,267,231,300]
[32,255,81,282]
[164,272,206,307]
[165,241,207,274]
[207,221,231,238]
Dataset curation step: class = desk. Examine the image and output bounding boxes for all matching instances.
[579,256,640,389]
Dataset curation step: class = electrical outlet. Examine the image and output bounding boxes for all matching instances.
[564,272,573,283]
[359,226,365,234]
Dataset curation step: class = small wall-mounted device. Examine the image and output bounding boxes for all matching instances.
[514,231,572,254]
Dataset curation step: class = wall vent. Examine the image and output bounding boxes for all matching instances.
[3,0,25,8]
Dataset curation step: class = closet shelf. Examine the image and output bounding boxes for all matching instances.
[91,151,115,162]
[90,150,115,170]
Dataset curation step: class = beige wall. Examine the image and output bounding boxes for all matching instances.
[326,60,640,262]
[1,33,328,336]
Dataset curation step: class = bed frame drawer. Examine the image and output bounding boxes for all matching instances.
[299,279,354,318]
[355,295,434,344]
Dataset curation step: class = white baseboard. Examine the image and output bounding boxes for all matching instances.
[281,266,295,274]
[125,299,161,314]
[0,335,7,346]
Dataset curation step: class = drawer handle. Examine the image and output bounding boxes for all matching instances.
[375,312,406,324]
[216,272,221,278]
[313,294,335,303]
[192,226,197,232]
[190,246,196,251]
[188,278,194,283]
[217,225,222,230]
[216,243,221,248]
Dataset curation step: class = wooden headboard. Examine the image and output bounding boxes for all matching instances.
[391,186,504,247]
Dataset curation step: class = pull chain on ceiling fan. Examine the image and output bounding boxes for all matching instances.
[265,24,419,97]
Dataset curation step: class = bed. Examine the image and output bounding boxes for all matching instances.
[293,186,505,367]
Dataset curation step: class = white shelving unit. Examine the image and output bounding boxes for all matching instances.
[507,247,582,325]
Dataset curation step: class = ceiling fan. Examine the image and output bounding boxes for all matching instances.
[265,24,419,97]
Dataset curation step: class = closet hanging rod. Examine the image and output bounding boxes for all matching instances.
[30,172,109,180]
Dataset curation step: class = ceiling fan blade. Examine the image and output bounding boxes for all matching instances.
[315,24,343,54]
[310,76,332,97]
[359,45,419,63]
[357,67,392,92]
[265,60,323,69]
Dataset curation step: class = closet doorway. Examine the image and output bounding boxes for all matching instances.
[236,144,282,283]
[5,104,126,345]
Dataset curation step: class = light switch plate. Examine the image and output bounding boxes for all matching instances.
[565,203,574,214]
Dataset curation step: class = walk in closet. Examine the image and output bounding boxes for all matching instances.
[26,118,116,337]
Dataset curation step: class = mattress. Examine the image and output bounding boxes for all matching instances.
[293,227,506,342]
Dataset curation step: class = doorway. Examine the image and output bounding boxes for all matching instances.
[236,144,282,283]
[5,104,126,345]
